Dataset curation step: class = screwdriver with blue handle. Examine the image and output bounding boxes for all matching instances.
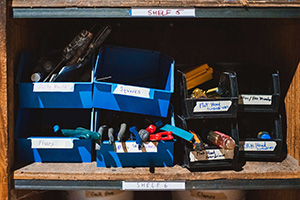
[54,125,101,140]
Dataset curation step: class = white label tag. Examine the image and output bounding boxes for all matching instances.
[240,141,277,151]
[193,101,232,112]
[30,138,76,149]
[239,95,272,105]
[115,142,157,153]
[113,84,150,98]
[131,8,195,17]
[189,149,232,161]
[33,83,75,92]
[122,181,185,190]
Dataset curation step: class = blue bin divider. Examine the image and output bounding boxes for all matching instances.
[17,52,94,108]
[95,108,176,167]
[15,108,94,164]
[93,45,174,117]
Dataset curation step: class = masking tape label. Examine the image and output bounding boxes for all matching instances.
[30,138,75,149]
[239,95,272,105]
[122,181,185,190]
[33,83,75,92]
[240,141,277,151]
[193,101,232,112]
[190,149,234,161]
[113,84,150,98]
[115,142,158,153]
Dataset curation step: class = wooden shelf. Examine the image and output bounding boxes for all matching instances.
[13,155,300,190]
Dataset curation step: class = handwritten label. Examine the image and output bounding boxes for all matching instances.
[33,83,75,92]
[190,149,234,161]
[131,8,195,17]
[30,138,76,149]
[240,141,277,151]
[86,190,123,198]
[115,142,157,153]
[193,101,232,112]
[122,181,185,190]
[239,95,272,105]
[190,191,227,199]
[113,84,150,98]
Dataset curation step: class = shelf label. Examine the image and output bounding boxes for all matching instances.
[122,181,185,190]
[190,149,234,161]
[30,138,76,149]
[239,94,272,105]
[113,84,150,98]
[240,141,277,151]
[193,101,232,112]
[131,8,195,17]
[33,83,75,92]
[115,142,158,153]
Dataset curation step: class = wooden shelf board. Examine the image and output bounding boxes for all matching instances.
[14,155,300,181]
[11,0,300,8]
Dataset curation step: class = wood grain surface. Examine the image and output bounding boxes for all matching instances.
[14,155,300,181]
[11,0,300,8]
[0,0,8,199]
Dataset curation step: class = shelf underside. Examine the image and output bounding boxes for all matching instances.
[14,155,300,190]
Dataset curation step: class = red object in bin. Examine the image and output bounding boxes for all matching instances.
[150,131,173,141]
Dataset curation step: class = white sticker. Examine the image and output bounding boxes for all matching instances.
[240,141,277,151]
[114,142,157,153]
[113,84,150,98]
[131,8,195,17]
[122,181,185,190]
[239,95,272,105]
[30,138,76,149]
[33,83,75,92]
[190,149,234,161]
[193,101,232,112]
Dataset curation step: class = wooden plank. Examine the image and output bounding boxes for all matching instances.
[285,62,300,162]
[11,0,300,8]
[13,155,300,181]
[0,0,8,199]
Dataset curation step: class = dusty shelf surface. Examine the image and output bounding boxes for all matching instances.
[14,155,300,181]
[10,0,300,8]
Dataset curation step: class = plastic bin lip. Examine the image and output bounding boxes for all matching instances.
[27,137,80,140]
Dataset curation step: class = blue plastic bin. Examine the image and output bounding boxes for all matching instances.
[17,52,93,108]
[15,108,94,164]
[16,137,92,163]
[93,45,174,117]
[95,108,176,167]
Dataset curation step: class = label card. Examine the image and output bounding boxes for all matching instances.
[113,84,150,98]
[122,181,185,190]
[240,141,277,151]
[239,95,272,105]
[114,142,158,153]
[193,101,232,112]
[131,8,195,17]
[30,138,76,149]
[33,83,75,92]
[190,149,234,161]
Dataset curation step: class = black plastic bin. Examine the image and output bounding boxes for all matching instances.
[177,116,239,170]
[211,63,280,113]
[176,70,238,119]
[238,112,283,160]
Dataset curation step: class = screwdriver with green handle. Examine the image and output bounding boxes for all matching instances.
[54,125,101,140]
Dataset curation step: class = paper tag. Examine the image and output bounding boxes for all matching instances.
[115,142,158,153]
[113,84,150,98]
[86,190,123,198]
[240,141,277,151]
[190,149,234,161]
[30,138,76,149]
[239,95,272,105]
[33,83,75,92]
[131,8,195,17]
[122,181,185,190]
[193,101,232,112]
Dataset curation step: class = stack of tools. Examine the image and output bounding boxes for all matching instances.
[31,26,112,82]
[174,64,239,170]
